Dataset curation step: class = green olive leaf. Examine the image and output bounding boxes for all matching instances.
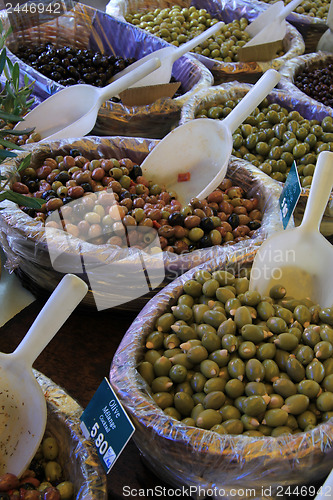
[0,126,34,136]
[0,138,23,149]
[0,110,22,122]
[0,48,6,76]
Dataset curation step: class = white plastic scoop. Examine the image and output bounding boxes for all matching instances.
[245,0,303,43]
[139,68,281,207]
[109,21,224,88]
[249,150,333,307]
[0,273,88,477]
[317,0,333,51]
[14,57,161,141]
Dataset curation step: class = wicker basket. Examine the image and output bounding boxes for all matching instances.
[2,2,213,139]
[0,135,283,311]
[109,253,333,500]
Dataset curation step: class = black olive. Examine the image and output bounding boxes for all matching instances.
[200,217,215,232]
[119,191,131,200]
[62,57,70,67]
[70,57,79,67]
[168,212,185,226]
[129,165,142,179]
[21,206,36,217]
[28,53,37,62]
[81,182,93,192]
[83,73,94,83]
[67,65,79,78]
[113,60,126,72]
[64,77,76,86]
[26,180,38,192]
[227,213,239,229]
[92,54,102,66]
[50,57,60,65]
[62,196,73,204]
[55,172,70,183]
[198,235,212,248]
[39,64,52,75]
[37,54,49,65]
[248,220,261,230]
[50,71,61,81]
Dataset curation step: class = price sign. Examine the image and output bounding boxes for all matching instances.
[80,377,135,473]
[279,161,302,229]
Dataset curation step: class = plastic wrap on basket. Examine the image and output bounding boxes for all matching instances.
[109,252,333,500]
[180,81,333,235]
[1,2,213,139]
[106,0,305,84]
[0,135,283,311]
[34,370,107,499]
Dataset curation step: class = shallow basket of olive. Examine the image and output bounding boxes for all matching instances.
[3,2,212,139]
[109,254,333,498]
[32,370,107,499]
[0,135,283,311]
[245,0,329,52]
[180,81,333,235]
[106,0,304,85]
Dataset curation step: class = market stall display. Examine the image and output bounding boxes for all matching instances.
[106,0,305,83]
[110,254,333,498]
[2,2,213,139]
[0,136,282,311]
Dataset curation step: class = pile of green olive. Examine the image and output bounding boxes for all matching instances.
[260,0,329,19]
[139,269,333,436]
[195,97,333,186]
[125,6,252,62]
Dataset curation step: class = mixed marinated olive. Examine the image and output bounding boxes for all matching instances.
[15,151,262,254]
[294,63,333,109]
[0,436,74,499]
[195,97,333,186]
[260,0,329,19]
[125,6,253,62]
[13,43,136,88]
[139,270,333,436]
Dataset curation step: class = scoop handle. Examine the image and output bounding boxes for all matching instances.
[221,69,281,134]
[97,57,161,103]
[171,22,224,62]
[277,0,303,22]
[300,150,333,232]
[327,0,333,30]
[12,274,88,367]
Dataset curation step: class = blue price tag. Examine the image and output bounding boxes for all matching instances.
[279,161,302,229]
[80,377,135,473]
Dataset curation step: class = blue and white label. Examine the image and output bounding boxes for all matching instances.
[80,377,135,473]
[279,161,302,229]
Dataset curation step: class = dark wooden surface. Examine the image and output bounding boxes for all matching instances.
[0,299,194,499]
[0,297,328,500]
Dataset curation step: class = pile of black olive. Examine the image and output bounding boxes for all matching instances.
[13,43,136,88]
[294,64,333,109]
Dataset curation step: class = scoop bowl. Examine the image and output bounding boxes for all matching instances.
[0,274,88,477]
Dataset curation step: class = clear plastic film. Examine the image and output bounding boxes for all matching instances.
[34,370,107,499]
[180,81,333,235]
[209,0,329,51]
[1,2,212,139]
[0,135,282,311]
[106,0,305,84]
[109,253,333,500]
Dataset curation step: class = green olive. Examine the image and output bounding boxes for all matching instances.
[282,394,309,415]
[196,408,223,429]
